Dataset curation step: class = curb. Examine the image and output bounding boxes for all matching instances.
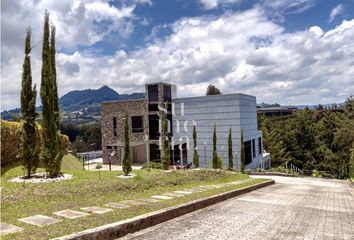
[249,172,298,177]
[52,180,274,240]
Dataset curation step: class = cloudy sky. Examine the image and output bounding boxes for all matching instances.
[1,0,354,110]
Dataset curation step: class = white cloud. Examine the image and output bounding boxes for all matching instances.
[2,6,354,110]
[329,4,344,22]
[199,0,242,10]
[262,0,317,14]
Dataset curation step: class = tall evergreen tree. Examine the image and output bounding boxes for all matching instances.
[40,12,61,177]
[122,109,132,175]
[161,107,170,170]
[240,129,245,173]
[20,27,39,178]
[192,125,199,168]
[50,24,59,128]
[212,124,218,169]
[228,127,233,171]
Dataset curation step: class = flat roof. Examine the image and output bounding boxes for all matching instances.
[173,93,255,101]
[101,98,145,104]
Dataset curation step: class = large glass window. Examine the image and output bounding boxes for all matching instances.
[148,104,159,111]
[148,85,159,102]
[258,137,262,155]
[244,140,252,165]
[132,116,143,133]
[150,144,161,161]
[163,85,171,101]
[148,114,159,140]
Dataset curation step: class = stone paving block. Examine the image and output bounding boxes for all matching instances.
[0,223,23,235]
[196,185,216,190]
[174,190,193,195]
[80,206,113,214]
[53,209,89,219]
[188,188,204,193]
[105,203,130,209]
[120,200,147,206]
[151,195,174,200]
[19,215,61,227]
[140,198,161,203]
[163,192,185,197]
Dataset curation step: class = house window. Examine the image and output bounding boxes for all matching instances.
[107,146,112,149]
[113,117,117,136]
[252,139,256,158]
[163,85,171,101]
[132,116,143,133]
[149,114,159,140]
[148,104,159,112]
[258,137,262,155]
[148,85,159,102]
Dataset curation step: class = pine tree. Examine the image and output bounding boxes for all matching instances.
[212,124,218,169]
[228,127,233,171]
[192,125,199,168]
[240,129,245,173]
[20,27,39,178]
[40,12,61,177]
[122,109,132,175]
[161,107,170,170]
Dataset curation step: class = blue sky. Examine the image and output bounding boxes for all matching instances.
[1,0,354,110]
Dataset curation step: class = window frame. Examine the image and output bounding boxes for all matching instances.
[131,116,144,133]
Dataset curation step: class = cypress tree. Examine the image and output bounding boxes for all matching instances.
[50,24,59,129]
[192,125,199,168]
[122,109,132,175]
[40,12,61,177]
[212,124,218,169]
[228,127,233,171]
[161,107,170,170]
[240,129,245,173]
[20,27,39,178]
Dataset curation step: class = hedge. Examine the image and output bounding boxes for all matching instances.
[0,120,69,167]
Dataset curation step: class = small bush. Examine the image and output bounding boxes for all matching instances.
[142,161,162,169]
[95,164,102,169]
[216,156,223,169]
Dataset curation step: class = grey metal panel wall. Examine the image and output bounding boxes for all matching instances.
[172,93,263,169]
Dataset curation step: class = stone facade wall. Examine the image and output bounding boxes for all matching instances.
[101,100,148,164]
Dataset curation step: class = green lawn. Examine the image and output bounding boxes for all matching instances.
[60,153,83,170]
[1,164,268,240]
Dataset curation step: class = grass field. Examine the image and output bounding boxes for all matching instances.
[60,153,83,170]
[1,162,268,240]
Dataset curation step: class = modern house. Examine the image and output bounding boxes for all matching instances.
[101,82,270,170]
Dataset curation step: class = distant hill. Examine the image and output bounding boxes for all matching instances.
[1,86,144,122]
[60,85,144,109]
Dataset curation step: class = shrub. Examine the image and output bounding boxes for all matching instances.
[0,120,69,167]
[142,162,162,169]
[216,156,223,169]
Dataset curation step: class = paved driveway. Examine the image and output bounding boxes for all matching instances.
[122,176,354,240]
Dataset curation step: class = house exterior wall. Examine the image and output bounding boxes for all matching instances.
[172,94,264,170]
[101,83,269,170]
[101,99,148,164]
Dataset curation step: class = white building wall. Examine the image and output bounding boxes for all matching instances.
[172,94,264,170]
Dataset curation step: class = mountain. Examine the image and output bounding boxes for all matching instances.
[60,85,144,108]
[1,86,144,123]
